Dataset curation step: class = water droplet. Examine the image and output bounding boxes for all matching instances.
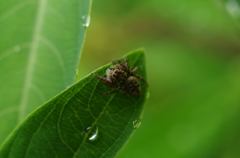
[133,119,142,129]
[81,15,91,28]
[83,125,98,141]
[75,69,78,76]
[14,45,21,52]
[146,92,150,99]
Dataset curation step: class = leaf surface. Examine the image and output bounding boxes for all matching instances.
[0,0,91,144]
[0,49,148,158]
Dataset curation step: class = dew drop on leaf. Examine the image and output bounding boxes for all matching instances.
[75,69,78,76]
[83,125,98,141]
[81,15,91,28]
[14,45,21,52]
[133,119,142,129]
[146,92,150,99]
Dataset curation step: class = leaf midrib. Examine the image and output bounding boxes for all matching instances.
[18,0,47,122]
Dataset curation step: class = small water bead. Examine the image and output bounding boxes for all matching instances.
[146,92,150,99]
[133,119,142,129]
[81,15,91,28]
[83,125,98,141]
[14,45,21,52]
[75,69,78,76]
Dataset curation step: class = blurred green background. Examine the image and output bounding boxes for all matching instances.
[77,0,240,157]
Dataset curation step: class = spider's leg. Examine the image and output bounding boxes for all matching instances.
[121,57,130,70]
[103,88,120,95]
[132,66,139,73]
[112,59,128,72]
[91,73,116,88]
[133,74,149,86]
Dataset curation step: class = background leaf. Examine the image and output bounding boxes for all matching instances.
[0,0,92,145]
[77,0,240,157]
[0,49,148,158]
[224,0,240,29]
[222,0,240,37]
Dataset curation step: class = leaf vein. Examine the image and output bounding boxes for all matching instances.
[40,36,67,84]
[18,0,47,123]
[0,1,29,23]
[57,92,76,154]
[73,94,116,157]
[24,103,56,158]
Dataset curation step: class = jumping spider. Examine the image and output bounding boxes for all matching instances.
[91,57,148,97]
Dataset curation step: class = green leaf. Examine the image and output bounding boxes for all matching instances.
[0,0,92,144]
[0,49,148,158]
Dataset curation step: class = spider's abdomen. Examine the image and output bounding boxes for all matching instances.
[125,76,141,97]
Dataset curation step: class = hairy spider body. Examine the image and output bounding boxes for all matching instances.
[91,57,148,97]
